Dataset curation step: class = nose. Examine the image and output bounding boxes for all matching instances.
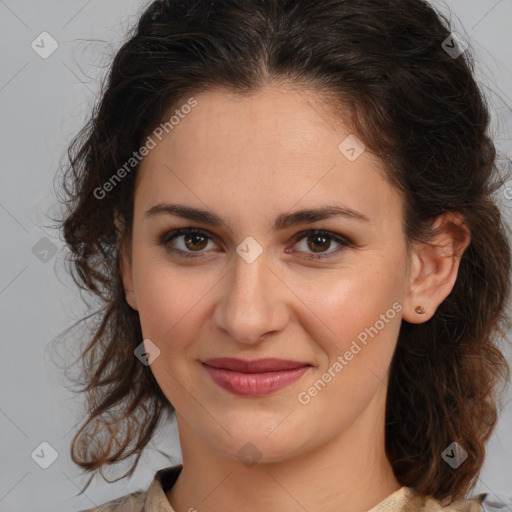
[211,248,289,345]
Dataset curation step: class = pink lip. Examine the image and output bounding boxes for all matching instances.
[202,358,311,396]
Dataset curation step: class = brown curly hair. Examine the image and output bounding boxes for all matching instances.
[55,0,512,501]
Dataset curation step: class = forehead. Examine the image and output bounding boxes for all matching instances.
[134,85,403,229]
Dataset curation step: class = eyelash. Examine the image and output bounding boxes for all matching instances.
[159,228,352,260]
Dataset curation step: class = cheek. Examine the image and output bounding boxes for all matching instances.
[297,274,402,418]
[131,253,209,346]
[132,264,209,404]
[299,258,404,371]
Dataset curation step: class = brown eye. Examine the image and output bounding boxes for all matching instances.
[160,228,351,260]
[160,228,217,257]
[306,234,332,253]
[183,232,208,251]
[292,230,351,260]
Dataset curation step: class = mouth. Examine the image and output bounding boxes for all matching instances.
[201,358,312,396]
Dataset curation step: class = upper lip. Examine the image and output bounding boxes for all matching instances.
[202,358,311,373]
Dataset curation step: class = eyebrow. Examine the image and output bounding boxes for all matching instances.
[144,203,370,230]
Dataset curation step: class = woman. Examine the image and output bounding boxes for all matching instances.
[58,0,512,510]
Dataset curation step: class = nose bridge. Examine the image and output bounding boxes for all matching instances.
[231,248,269,303]
[213,247,287,344]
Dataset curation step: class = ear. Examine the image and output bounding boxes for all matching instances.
[402,212,470,324]
[115,212,138,311]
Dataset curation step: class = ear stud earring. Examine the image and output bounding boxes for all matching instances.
[415,305,426,314]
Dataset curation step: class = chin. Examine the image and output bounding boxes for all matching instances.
[200,418,313,466]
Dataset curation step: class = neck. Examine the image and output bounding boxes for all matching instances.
[166,387,401,512]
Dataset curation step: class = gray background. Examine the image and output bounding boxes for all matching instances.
[1,1,511,511]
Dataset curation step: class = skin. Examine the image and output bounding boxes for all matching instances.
[119,84,470,512]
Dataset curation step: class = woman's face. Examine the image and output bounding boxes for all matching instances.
[121,85,413,463]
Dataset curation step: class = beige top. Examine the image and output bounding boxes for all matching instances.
[79,464,486,512]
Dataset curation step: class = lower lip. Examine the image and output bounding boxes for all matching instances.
[202,364,311,396]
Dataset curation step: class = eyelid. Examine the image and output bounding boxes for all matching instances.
[159,227,353,259]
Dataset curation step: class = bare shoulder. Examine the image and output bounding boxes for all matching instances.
[78,490,146,512]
